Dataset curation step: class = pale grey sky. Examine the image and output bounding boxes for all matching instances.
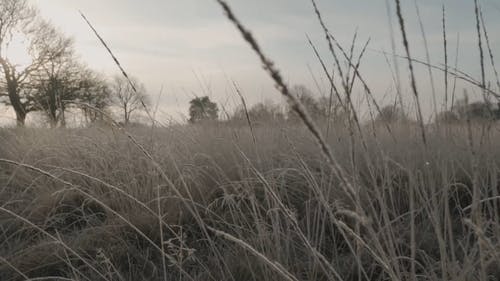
[2,0,500,124]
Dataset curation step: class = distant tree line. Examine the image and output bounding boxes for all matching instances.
[437,96,500,123]
[188,85,500,126]
[0,0,149,127]
[188,85,348,125]
[377,97,500,124]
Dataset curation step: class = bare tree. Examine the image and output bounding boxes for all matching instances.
[287,85,322,122]
[0,0,36,125]
[232,101,284,124]
[31,33,78,127]
[76,69,111,125]
[109,75,149,125]
[0,0,71,125]
[376,104,408,123]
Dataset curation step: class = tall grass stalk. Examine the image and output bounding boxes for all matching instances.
[394,0,427,146]
[385,0,405,115]
[414,0,438,121]
[442,5,449,111]
[79,12,155,124]
[474,0,486,96]
[450,34,460,111]
[213,0,355,197]
[305,35,344,138]
[233,81,257,145]
[479,7,500,93]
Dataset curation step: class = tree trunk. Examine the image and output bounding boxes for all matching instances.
[60,105,66,128]
[8,81,27,127]
[124,104,129,125]
[1,59,27,127]
[48,90,58,128]
[15,111,26,126]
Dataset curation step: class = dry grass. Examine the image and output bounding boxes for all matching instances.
[1,1,500,280]
[0,122,498,281]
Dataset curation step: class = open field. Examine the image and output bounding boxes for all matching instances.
[1,0,500,280]
[0,123,499,280]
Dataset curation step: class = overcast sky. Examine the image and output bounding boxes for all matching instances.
[2,0,500,124]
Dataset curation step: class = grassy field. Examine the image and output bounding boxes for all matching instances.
[1,0,499,280]
[0,122,498,281]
